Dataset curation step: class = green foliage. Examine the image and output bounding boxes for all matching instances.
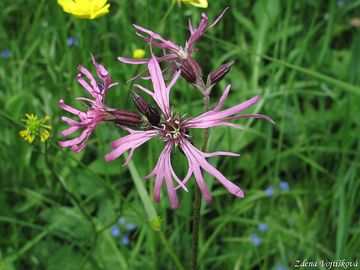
[1,0,359,269]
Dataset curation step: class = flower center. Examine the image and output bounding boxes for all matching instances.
[157,114,190,142]
[178,46,188,59]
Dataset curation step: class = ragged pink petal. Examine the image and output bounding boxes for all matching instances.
[148,55,171,116]
[202,151,240,158]
[76,97,97,105]
[188,121,243,129]
[77,66,98,95]
[186,8,229,50]
[61,116,80,126]
[132,24,179,52]
[104,130,157,162]
[145,144,188,193]
[186,13,208,49]
[188,18,194,34]
[76,73,101,99]
[180,139,244,202]
[184,94,261,129]
[61,125,81,136]
[192,164,212,203]
[59,54,117,153]
[134,84,153,96]
[71,139,88,153]
[59,100,83,116]
[110,129,156,148]
[225,114,275,125]
[58,128,92,148]
[207,7,229,30]
[145,143,182,209]
[136,33,177,50]
[118,57,150,65]
[213,84,231,112]
[166,70,181,92]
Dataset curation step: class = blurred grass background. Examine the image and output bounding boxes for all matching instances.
[1,0,360,269]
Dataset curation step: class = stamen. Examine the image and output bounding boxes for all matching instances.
[178,46,187,59]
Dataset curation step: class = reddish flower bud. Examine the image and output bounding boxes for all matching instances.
[185,57,202,79]
[173,57,202,84]
[131,90,148,115]
[106,109,143,127]
[173,61,196,84]
[131,90,161,126]
[208,61,234,86]
[145,106,161,126]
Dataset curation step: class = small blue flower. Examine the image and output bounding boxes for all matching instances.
[337,0,345,8]
[265,186,274,196]
[250,234,261,246]
[279,181,289,191]
[67,36,79,47]
[118,217,126,225]
[126,223,136,231]
[277,265,287,270]
[0,50,11,59]
[122,234,130,246]
[111,226,120,237]
[257,223,268,232]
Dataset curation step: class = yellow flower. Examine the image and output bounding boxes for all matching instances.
[177,0,208,8]
[19,114,52,143]
[150,216,161,232]
[57,0,110,19]
[133,49,146,59]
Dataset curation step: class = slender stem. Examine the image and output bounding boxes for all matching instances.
[158,1,176,30]
[200,95,211,150]
[192,94,211,270]
[191,188,201,270]
[159,231,186,270]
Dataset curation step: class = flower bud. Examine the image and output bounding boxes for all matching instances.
[173,61,196,84]
[185,56,202,79]
[106,109,143,126]
[174,57,203,84]
[208,60,234,86]
[131,90,160,126]
[131,90,148,115]
[145,106,161,126]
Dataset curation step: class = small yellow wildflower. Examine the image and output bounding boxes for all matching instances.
[177,0,208,8]
[57,0,110,19]
[19,114,52,143]
[150,216,161,232]
[133,49,146,59]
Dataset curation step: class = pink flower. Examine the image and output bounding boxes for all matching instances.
[105,55,274,209]
[118,8,228,81]
[59,55,142,152]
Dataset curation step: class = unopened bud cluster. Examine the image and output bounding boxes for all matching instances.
[173,56,234,93]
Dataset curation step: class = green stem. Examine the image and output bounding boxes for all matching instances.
[192,94,211,270]
[191,188,201,270]
[159,231,186,270]
[158,1,176,30]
